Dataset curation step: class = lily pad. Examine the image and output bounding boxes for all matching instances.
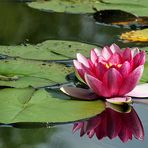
[141,61,148,83]
[0,87,105,124]
[120,29,148,42]
[0,40,97,61]
[0,58,73,88]
[27,0,148,16]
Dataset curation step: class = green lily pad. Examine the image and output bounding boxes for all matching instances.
[0,58,73,88]
[0,40,98,88]
[0,40,97,61]
[141,61,148,83]
[0,87,105,124]
[27,0,148,16]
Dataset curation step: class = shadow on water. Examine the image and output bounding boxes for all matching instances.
[0,2,147,47]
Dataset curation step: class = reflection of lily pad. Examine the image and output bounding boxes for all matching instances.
[120,29,148,42]
[27,0,148,16]
[0,87,105,124]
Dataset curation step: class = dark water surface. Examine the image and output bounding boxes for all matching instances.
[0,2,148,148]
[0,2,147,47]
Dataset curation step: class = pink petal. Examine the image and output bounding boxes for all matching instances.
[110,43,122,54]
[60,86,98,100]
[81,63,96,78]
[102,46,112,60]
[77,53,90,68]
[119,61,131,78]
[108,53,122,65]
[94,48,101,56]
[95,62,108,81]
[85,74,111,97]
[88,59,94,68]
[73,60,85,80]
[90,49,99,64]
[133,51,146,68]
[103,68,123,96]
[73,60,82,70]
[106,97,132,104]
[126,83,148,98]
[118,65,144,96]
[122,47,132,62]
[131,47,139,58]
[73,60,96,81]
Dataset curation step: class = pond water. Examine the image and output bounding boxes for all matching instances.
[0,104,148,148]
[0,1,148,148]
[0,2,147,47]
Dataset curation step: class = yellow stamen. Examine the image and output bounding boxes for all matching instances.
[105,63,122,68]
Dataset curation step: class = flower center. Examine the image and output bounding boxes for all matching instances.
[105,63,122,68]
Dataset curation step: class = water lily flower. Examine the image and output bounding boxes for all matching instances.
[61,44,148,103]
[73,104,144,143]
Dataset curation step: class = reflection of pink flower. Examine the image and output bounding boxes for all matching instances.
[73,107,144,143]
[61,44,148,103]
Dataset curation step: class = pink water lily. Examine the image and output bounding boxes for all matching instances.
[73,105,144,143]
[60,44,148,103]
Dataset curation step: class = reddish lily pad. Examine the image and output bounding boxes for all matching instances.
[94,9,148,29]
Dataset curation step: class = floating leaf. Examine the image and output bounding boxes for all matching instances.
[27,0,148,16]
[141,61,148,83]
[120,29,148,42]
[0,58,73,88]
[0,87,105,124]
[0,40,97,61]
